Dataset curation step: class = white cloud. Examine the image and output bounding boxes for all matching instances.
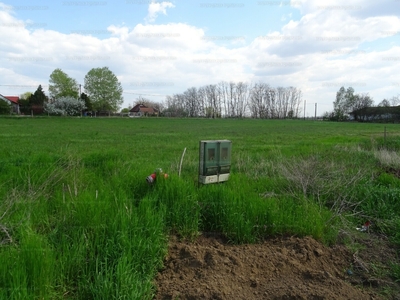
[256,10,400,57]
[0,0,399,113]
[145,1,175,23]
[295,0,400,20]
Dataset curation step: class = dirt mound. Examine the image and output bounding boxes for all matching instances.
[154,234,382,300]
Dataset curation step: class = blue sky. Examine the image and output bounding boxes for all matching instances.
[0,0,399,115]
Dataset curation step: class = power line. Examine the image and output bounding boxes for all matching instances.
[0,85,169,95]
[123,91,169,97]
[0,85,171,99]
[0,84,49,87]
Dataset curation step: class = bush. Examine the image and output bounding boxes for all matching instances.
[44,96,86,116]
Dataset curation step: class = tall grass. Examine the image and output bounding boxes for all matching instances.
[0,117,399,298]
[0,153,167,299]
[0,228,55,300]
[196,173,336,244]
[153,175,200,239]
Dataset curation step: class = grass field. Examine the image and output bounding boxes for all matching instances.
[0,117,399,299]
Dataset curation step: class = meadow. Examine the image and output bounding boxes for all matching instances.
[0,117,399,299]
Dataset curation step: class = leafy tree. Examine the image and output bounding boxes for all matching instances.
[0,99,11,114]
[49,68,79,99]
[333,86,347,121]
[350,93,374,121]
[83,67,123,112]
[80,92,92,111]
[355,93,374,110]
[344,87,355,112]
[322,111,335,121]
[18,91,32,114]
[20,92,32,100]
[120,108,130,113]
[332,87,373,121]
[44,96,86,116]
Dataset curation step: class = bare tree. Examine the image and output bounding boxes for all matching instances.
[204,84,219,118]
[288,87,302,118]
[390,95,400,106]
[228,81,237,117]
[166,81,302,118]
[249,82,269,118]
[378,99,391,107]
[183,87,199,117]
[276,87,285,118]
[197,86,206,117]
[165,94,186,117]
[236,82,251,117]
[217,81,229,117]
[268,88,276,118]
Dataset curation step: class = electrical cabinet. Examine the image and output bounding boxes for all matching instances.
[199,140,231,184]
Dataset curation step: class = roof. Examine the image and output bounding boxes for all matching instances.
[140,107,156,113]
[4,96,19,105]
[130,104,146,112]
[0,94,19,105]
[130,104,158,113]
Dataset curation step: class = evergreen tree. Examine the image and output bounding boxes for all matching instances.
[29,85,47,105]
[80,92,93,111]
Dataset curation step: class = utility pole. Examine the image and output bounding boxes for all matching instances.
[315,103,317,119]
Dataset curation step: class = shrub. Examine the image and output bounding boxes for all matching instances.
[44,96,86,116]
[0,100,11,115]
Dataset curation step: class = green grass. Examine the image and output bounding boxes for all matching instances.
[0,117,399,298]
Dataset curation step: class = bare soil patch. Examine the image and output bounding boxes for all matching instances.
[154,233,400,300]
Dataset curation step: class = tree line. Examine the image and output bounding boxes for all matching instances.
[164,82,303,119]
[324,86,400,122]
[18,67,123,116]
[14,66,304,118]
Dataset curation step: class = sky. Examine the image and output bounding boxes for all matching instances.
[0,0,399,116]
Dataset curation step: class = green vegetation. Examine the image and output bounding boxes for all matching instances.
[0,100,11,115]
[84,67,123,112]
[0,117,399,299]
[49,68,80,99]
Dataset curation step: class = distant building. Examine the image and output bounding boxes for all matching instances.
[0,94,20,114]
[350,106,400,122]
[129,104,158,117]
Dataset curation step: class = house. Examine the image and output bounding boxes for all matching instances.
[129,104,158,117]
[0,94,20,114]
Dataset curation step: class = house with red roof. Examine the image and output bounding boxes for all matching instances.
[129,104,158,117]
[0,94,20,114]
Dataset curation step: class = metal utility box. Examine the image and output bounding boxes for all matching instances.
[199,140,232,184]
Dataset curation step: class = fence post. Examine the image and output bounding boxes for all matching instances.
[384,126,387,149]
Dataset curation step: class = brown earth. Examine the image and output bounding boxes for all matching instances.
[154,232,400,300]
